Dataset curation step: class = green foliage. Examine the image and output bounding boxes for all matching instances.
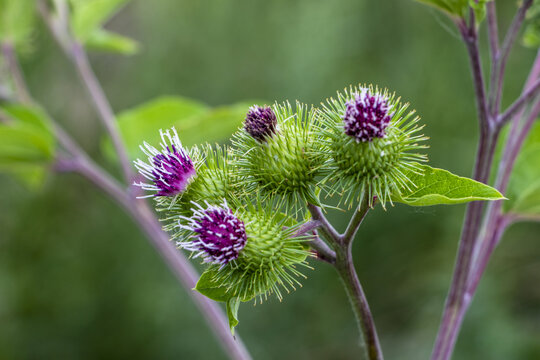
[195,269,232,302]
[392,165,504,206]
[0,104,56,188]
[226,297,241,335]
[416,0,491,22]
[69,0,138,54]
[0,0,35,49]
[103,96,263,161]
[504,122,540,215]
[416,0,468,18]
[84,29,139,54]
[523,0,540,48]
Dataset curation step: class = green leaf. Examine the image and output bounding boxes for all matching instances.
[523,1,540,49]
[0,0,36,49]
[103,96,265,162]
[393,165,504,206]
[470,0,491,24]
[416,0,491,22]
[416,0,468,18]
[511,181,540,214]
[102,96,209,161]
[0,104,56,188]
[70,0,131,42]
[84,29,139,55]
[504,122,540,214]
[194,269,232,303]
[226,297,241,335]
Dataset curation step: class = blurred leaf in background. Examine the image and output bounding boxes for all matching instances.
[504,122,540,215]
[0,0,36,50]
[0,104,56,189]
[70,0,139,54]
[102,96,266,161]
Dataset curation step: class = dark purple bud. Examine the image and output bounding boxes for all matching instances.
[181,203,248,265]
[244,105,277,142]
[342,89,392,143]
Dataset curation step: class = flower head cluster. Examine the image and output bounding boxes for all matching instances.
[180,202,247,266]
[244,105,277,142]
[134,128,196,197]
[342,88,393,143]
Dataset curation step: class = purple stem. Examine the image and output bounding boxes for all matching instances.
[1,42,31,103]
[6,11,253,359]
[432,4,537,359]
[291,220,337,263]
[307,203,341,244]
[70,42,134,184]
[486,1,499,117]
[491,0,533,115]
[497,78,540,126]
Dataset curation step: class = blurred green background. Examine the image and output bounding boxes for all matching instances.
[1,1,539,359]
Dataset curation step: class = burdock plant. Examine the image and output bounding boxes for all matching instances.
[3,1,537,360]
[131,83,503,359]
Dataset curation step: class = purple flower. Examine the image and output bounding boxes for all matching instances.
[342,88,392,143]
[134,127,196,197]
[244,105,277,142]
[180,202,247,265]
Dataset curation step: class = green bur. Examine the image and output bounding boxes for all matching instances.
[233,102,325,208]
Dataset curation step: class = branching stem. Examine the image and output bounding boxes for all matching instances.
[308,199,383,360]
[3,11,252,360]
[432,3,537,360]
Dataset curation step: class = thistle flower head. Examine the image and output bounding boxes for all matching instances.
[244,105,277,142]
[180,202,247,265]
[187,199,312,302]
[343,88,392,142]
[318,84,428,207]
[134,127,196,197]
[233,102,324,210]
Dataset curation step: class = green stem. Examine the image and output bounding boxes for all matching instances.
[309,198,383,359]
[335,243,383,360]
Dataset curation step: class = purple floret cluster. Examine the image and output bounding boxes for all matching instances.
[343,89,392,143]
[244,105,277,142]
[182,203,248,265]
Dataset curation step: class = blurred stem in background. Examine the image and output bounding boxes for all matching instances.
[0,2,252,359]
[432,1,540,359]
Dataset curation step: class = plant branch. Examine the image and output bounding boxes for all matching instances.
[38,2,133,184]
[307,203,341,245]
[335,243,383,360]
[506,212,540,224]
[342,193,371,244]
[497,78,540,127]
[491,0,533,115]
[432,14,497,360]
[291,220,336,263]
[6,17,252,359]
[309,231,337,264]
[69,41,133,184]
[486,1,499,116]
[292,220,322,237]
[1,42,31,103]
